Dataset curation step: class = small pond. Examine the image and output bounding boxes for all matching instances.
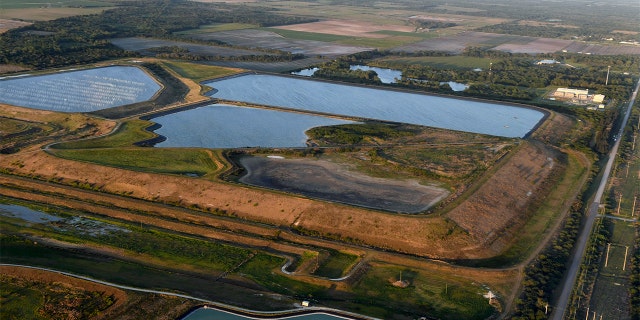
[0,66,161,112]
[152,104,354,148]
[0,204,63,224]
[206,74,544,138]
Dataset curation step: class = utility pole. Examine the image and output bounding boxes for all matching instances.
[606,65,611,85]
[617,193,622,215]
[623,246,629,270]
[632,195,637,217]
[605,243,611,267]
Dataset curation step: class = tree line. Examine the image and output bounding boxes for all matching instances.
[0,0,317,69]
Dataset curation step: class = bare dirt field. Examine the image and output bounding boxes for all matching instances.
[446,141,560,254]
[560,42,640,55]
[237,155,449,213]
[190,29,371,56]
[110,37,268,57]
[273,19,415,38]
[394,31,640,55]
[0,18,31,33]
[494,37,572,54]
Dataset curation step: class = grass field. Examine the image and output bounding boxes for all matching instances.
[163,61,242,82]
[337,36,426,50]
[0,0,110,21]
[313,250,359,279]
[51,148,220,176]
[0,273,114,319]
[52,119,155,149]
[0,0,112,9]
[350,263,495,320]
[261,27,352,42]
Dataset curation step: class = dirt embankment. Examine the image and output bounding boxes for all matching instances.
[0,141,540,259]
[0,107,576,260]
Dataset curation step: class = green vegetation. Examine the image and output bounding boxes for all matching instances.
[49,118,224,176]
[337,36,426,50]
[1,214,253,272]
[312,250,358,279]
[53,119,155,149]
[0,281,46,320]
[173,23,257,36]
[163,61,241,82]
[0,275,115,320]
[0,0,316,69]
[51,148,218,176]
[377,55,495,70]
[239,253,325,298]
[351,265,495,320]
[307,123,415,145]
[262,28,350,42]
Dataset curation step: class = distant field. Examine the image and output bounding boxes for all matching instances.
[261,27,351,42]
[173,23,257,36]
[393,31,640,55]
[189,29,370,57]
[271,19,415,39]
[0,0,111,21]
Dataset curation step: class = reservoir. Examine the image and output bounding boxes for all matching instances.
[152,104,354,148]
[182,307,358,320]
[0,66,161,112]
[206,74,544,138]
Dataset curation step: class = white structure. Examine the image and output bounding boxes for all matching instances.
[593,94,605,104]
[554,88,589,98]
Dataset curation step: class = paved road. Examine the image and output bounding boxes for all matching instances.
[551,77,640,320]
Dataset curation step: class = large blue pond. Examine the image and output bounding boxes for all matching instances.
[182,308,356,320]
[0,66,161,112]
[152,104,354,148]
[206,74,544,138]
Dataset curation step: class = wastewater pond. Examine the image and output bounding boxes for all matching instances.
[206,74,544,138]
[182,308,355,320]
[152,104,354,148]
[0,66,161,112]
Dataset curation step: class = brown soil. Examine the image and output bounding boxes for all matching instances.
[0,114,568,260]
[273,20,415,38]
[0,19,32,33]
[0,265,128,319]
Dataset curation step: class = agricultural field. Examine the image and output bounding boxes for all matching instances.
[392,31,640,55]
[187,29,372,57]
[0,0,111,21]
